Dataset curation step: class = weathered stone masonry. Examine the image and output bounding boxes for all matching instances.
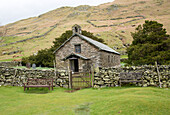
[94,65,170,88]
[0,65,169,88]
[100,51,120,67]
[0,62,19,67]
[0,67,69,88]
[55,35,120,70]
[55,36,100,70]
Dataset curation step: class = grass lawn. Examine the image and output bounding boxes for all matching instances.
[120,55,128,59]
[0,58,20,62]
[0,86,169,115]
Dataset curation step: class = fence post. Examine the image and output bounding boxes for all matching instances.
[69,71,72,89]
[68,60,72,89]
[91,65,94,87]
[53,60,57,77]
[155,61,162,88]
[68,70,71,89]
[89,71,91,87]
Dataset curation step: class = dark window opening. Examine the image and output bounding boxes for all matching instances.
[75,44,81,53]
[111,56,113,63]
[75,27,78,32]
[108,55,110,63]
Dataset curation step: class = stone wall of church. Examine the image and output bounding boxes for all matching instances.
[55,35,100,70]
[100,51,120,67]
[55,35,120,70]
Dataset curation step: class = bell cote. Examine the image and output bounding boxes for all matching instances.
[72,24,82,34]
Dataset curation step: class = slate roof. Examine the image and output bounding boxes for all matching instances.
[53,33,120,55]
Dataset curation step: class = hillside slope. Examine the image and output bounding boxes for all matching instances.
[0,0,169,61]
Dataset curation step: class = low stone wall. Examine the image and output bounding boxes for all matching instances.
[94,65,170,88]
[0,66,69,88]
[0,62,19,67]
[0,65,169,88]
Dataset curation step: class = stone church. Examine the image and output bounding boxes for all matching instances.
[54,25,120,72]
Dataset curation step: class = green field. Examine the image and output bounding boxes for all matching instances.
[120,55,128,59]
[0,58,21,62]
[0,86,169,115]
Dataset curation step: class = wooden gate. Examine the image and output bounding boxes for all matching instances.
[70,71,92,89]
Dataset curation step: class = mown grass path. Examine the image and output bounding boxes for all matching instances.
[0,86,169,115]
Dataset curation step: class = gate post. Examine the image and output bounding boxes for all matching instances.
[155,61,162,88]
[68,60,72,89]
[70,71,72,89]
[91,65,94,87]
[89,71,91,87]
[69,71,72,89]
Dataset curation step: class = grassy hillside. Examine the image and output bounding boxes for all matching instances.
[0,86,169,115]
[0,0,169,61]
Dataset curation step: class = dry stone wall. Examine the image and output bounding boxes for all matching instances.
[0,66,69,88]
[0,62,19,67]
[0,65,169,88]
[0,23,58,47]
[94,65,170,88]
